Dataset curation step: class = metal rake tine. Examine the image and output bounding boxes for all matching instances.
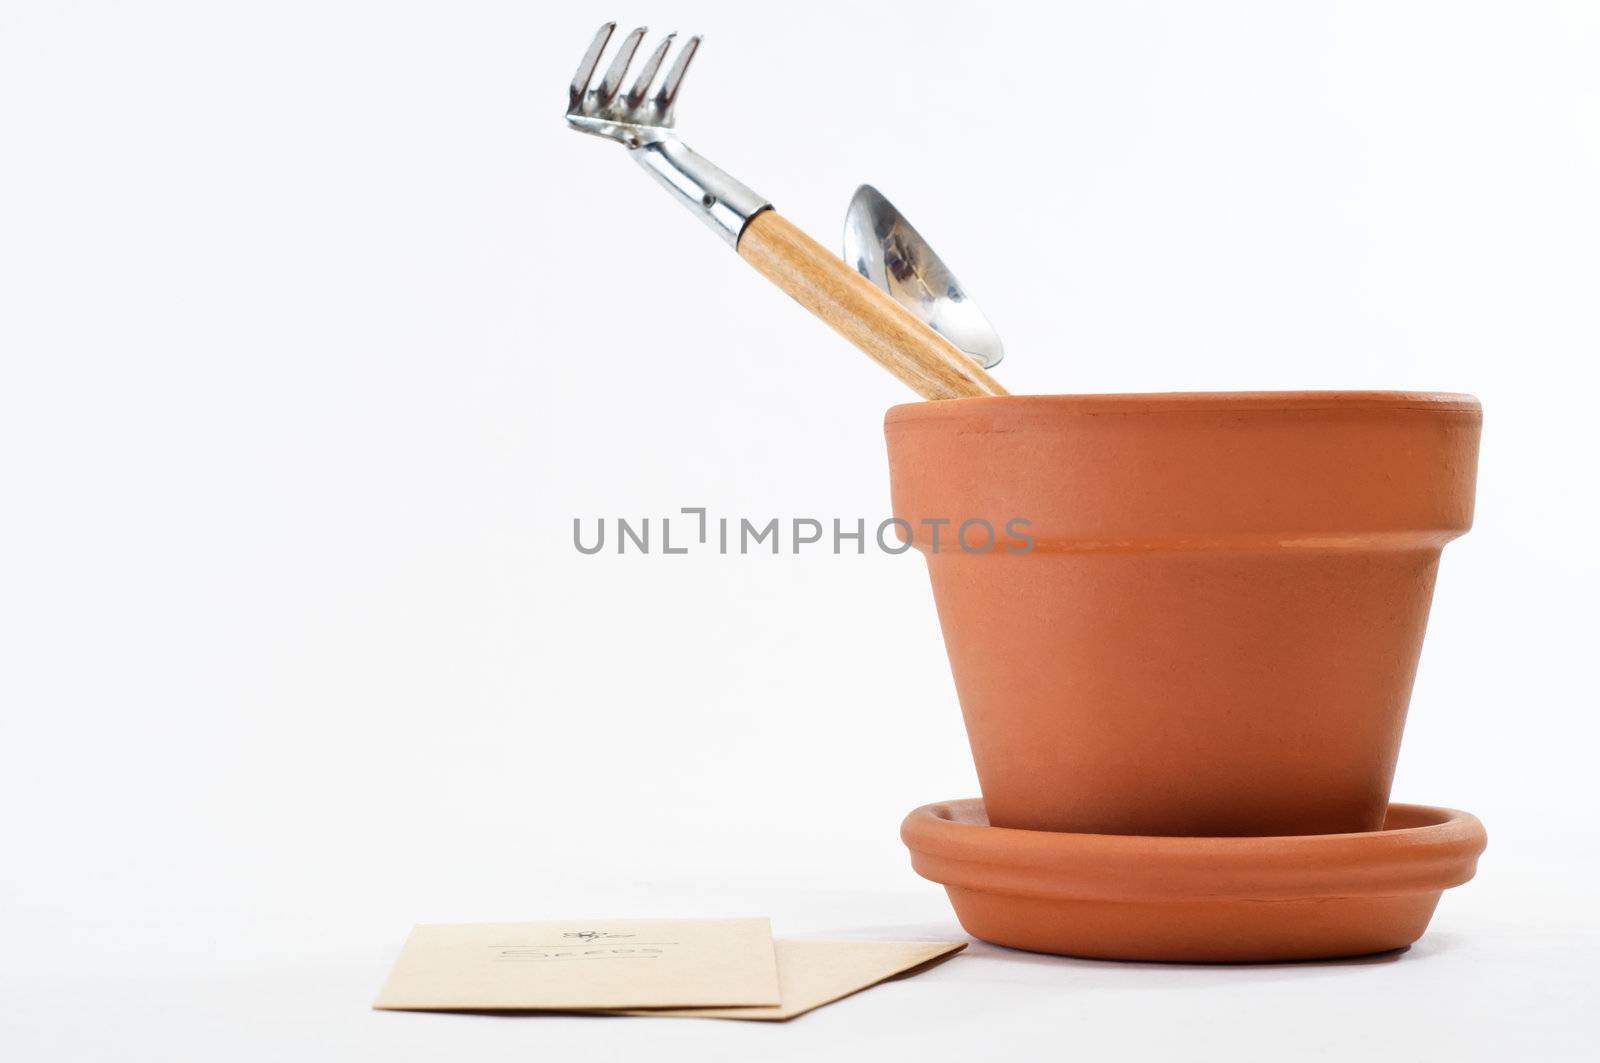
[569,22,615,106]
[595,25,647,105]
[654,34,701,113]
[626,33,674,107]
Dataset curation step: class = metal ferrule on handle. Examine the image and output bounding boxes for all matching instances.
[630,139,770,247]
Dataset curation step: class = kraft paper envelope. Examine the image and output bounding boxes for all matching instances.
[373,919,780,1010]
[615,939,967,1021]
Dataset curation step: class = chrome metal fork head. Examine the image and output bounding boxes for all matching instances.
[563,21,769,247]
[566,22,700,148]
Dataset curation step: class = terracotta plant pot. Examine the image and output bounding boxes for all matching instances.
[886,393,1481,837]
[901,799,1487,962]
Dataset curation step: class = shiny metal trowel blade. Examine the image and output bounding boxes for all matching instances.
[843,184,1005,369]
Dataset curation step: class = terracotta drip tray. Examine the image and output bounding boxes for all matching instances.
[902,799,1486,963]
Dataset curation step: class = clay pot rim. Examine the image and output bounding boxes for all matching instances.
[887,390,1481,425]
[902,799,1487,901]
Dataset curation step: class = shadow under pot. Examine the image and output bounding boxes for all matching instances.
[885,392,1481,837]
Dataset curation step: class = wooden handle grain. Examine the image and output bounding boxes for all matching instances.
[737,210,1008,400]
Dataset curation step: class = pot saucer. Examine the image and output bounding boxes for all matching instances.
[901,799,1486,963]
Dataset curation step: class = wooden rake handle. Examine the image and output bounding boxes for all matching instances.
[737,211,1008,400]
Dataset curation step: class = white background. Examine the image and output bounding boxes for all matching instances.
[3,1,1598,1059]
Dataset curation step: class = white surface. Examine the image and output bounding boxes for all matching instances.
[2,1,1598,1059]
